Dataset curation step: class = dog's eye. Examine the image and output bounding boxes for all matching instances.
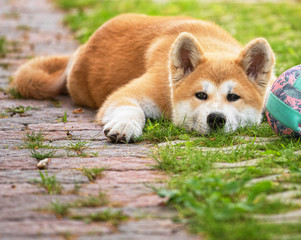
[195,92,208,100]
[227,93,240,102]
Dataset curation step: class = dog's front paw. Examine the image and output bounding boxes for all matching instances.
[103,120,143,143]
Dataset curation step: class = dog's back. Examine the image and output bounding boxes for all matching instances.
[67,14,243,108]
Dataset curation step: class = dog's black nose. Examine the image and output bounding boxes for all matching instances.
[207,113,226,130]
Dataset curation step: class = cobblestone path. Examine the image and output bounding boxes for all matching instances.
[0,0,199,239]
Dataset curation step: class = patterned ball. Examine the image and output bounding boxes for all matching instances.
[266,65,301,137]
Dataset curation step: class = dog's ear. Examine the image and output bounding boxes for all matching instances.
[169,32,205,84]
[238,38,275,93]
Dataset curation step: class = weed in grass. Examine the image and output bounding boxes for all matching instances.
[23,131,53,149]
[67,151,99,158]
[57,110,68,122]
[81,167,105,182]
[25,141,53,149]
[70,184,81,194]
[33,171,62,194]
[63,110,68,122]
[25,131,44,142]
[16,25,31,31]
[6,87,23,99]
[67,140,91,154]
[0,62,10,69]
[0,37,7,58]
[24,141,44,149]
[66,152,77,157]
[7,40,21,53]
[71,209,128,226]
[0,112,8,118]
[76,152,88,157]
[59,232,76,240]
[51,200,69,218]
[48,192,108,218]
[3,12,19,20]
[31,149,56,160]
[90,151,99,157]
[5,105,32,114]
[71,193,108,208]
[0,37,21,57]
[51,99,62,108]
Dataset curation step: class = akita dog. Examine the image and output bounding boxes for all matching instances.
[12,14,276,143]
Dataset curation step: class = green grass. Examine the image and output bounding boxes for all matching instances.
[25,131,44,142]
[254,200,299,215]
[0,112,8,118]
[50,99,62,108]
[48,193,116,224]
[5,105,33,114]
[0,37,7,58]
[65,139,98,157]
[31,149,56,160]
[71,193,108,208]
[22,131,54,149]
[33,170,62,194]
[54,1,301,239]
[49,193,107,218]
[57,110,68,122]
[71,209,128,226]
[55,0,99,10]
[51,200,69,218]
[6,87,23,99]
[135,118,200,143]
[157,171,301,240]
[0,37,21,58]
[153,133,301,240]
[56,0,301,75]
[0,62,10,69]
[16,25,31,31]
[81,167,105,182]
[67,140,91,154]
[3,11,19,20]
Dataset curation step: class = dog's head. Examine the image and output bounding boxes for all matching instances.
[169,32,275,134]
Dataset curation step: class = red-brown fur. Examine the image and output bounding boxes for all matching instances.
[12,14,275,142]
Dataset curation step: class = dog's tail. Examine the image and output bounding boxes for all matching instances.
[11,56,70,99]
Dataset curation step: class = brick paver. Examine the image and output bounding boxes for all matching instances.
[0,0,199,239]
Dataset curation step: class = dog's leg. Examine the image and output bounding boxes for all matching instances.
[100,103,145,143]
[96,73,169,143]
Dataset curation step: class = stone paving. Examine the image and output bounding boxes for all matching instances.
[0,0,199,239]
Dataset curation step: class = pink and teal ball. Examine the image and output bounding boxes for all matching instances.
[266,65,301,137]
